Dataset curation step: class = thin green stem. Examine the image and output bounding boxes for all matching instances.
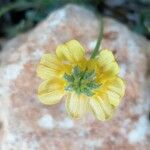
[90,15,104,59]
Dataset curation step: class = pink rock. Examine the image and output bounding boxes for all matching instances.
[0,4,150,150]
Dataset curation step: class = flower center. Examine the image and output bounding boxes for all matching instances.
[64,66,100,96]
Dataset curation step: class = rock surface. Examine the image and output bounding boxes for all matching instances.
[0,4,150,150]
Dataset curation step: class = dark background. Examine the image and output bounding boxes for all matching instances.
[0,0,150,39]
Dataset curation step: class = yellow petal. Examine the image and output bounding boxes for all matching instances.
[89,97,106,121]
[101,76,125,107]
[107,77,125,98]
[98,49,115,64]
[103,61,120,75]
[40,53,60,68]
[87,59,98,71]
[98,96,113,118]
[107,90,121,106]
[37,54,64,80]
[66,93,88,118]
[56,40,85,63]
[97,50,120,82]
[37,65,56,80]
[38,78,65,105]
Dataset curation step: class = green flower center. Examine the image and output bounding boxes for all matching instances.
[64,66,100,97]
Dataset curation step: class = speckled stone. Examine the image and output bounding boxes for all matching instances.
[0,4,150,150]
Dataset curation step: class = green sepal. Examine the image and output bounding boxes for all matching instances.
[80,87,94,97]
[83,70,95,80]
[73,66,81,77]
[64,73,74,82]
[87,81,100,89]
[64,66,101,97]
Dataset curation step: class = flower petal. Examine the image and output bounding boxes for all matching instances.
[56,40,85,63]
[37,54,65,80]
[66,93,88,118]
[98,49,115,61]
[103,61,119,75]
[107,77,125,98]
[102,77,125,106]
[89,97,106,121]
[98,49,115,65]
[98,96,113,118]
[107,90,121,106]
[97,49,120,81]
[38,78,65,105]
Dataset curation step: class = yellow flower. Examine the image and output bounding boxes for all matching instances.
[37,40,125,120]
